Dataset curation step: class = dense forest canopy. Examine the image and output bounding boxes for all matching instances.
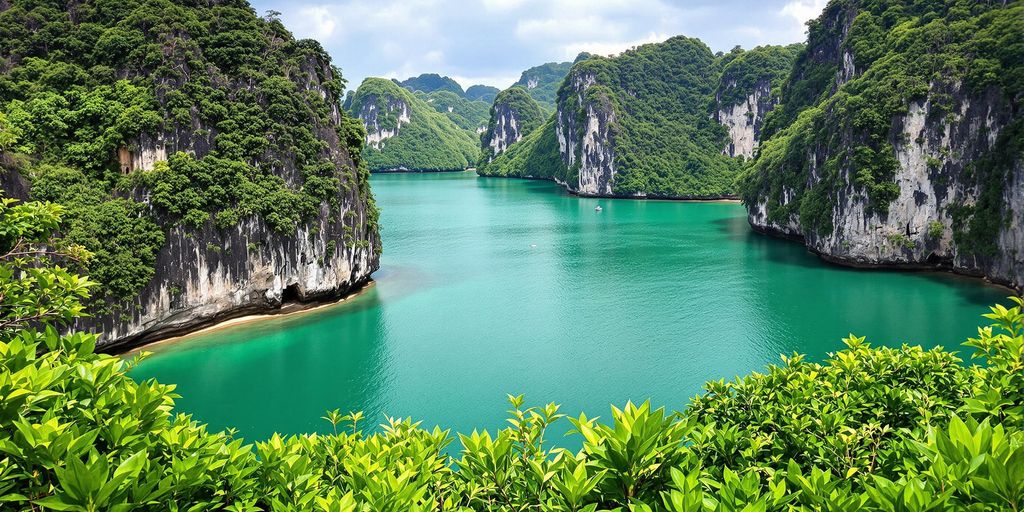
[0,0,375,313]
[464,84,500,103]
[512,55,590,112]
[416,89,491,133]
[397,73,465,96]
[715,43,805,107]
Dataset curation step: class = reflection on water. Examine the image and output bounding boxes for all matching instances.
[132,172,1010,442]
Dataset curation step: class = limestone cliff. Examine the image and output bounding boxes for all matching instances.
[358,94,411,150]
[348,78,479,172]
[712,45,801,159]
[0,0,381,351]
[715,78,771,159]
[92,51,380,351]
[480,86,544,163]
[555,70,618,196]
[741,0,1022,291]
[484,39,797,198]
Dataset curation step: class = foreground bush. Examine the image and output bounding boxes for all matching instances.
[1,198,1023,511]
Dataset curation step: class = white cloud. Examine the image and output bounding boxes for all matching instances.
[515,15,627,41]
[780,0,827,23]
[779,0,827,39]
[289,5,339,39]
[561,32,671,59]
[481,0,527,11]
[259,0,822,91]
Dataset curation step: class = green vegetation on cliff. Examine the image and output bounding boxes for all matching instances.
[397,73,464,96]
[0,0,375,309]
[513,56,586,111]
[3,199,1024,511]
[415,90,491,132]
[740,0,1022,236]
[477,86,545,166]
[485,40,803,197]
[479,117,568,180]
[464,84,500,103]
[715,44,804,107]
[349,78,479,171]
[590,38,738,196]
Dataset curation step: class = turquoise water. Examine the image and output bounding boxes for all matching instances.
[131,172,1008,442]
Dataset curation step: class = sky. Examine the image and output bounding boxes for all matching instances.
[250,0,829,91]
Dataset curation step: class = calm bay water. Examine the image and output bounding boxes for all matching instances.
[131,172,1008,442]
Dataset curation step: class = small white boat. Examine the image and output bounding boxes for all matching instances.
[595,206,603,212]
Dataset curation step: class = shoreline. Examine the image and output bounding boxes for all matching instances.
[119,280,376,356]
[472,174,741,203]
[751,224,1022,295]
[371,168,471,174]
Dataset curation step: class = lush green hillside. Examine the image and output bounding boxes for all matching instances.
[0,0,376,311]
[464,84,499,103]
[3,200,1023,511]
[349,78,479,171]
[397,73,464,95]
[488,37,759,197]
[479,116,568,179]
[415,90,491,132]
[513,55,588,111]
[478,86,546,166]
[582,37,736,196]
[740,0,1022,236]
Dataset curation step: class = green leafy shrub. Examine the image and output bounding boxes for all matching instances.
[3,197,1024,511]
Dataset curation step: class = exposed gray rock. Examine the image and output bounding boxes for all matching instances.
[747,82,1022,291]
[358,95,411,150]
[715,78,775,159]
[79,53,381,351]
[555,71,618,196]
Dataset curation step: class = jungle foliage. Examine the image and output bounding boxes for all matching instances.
[512,56,590,112]
[3,197,1024,512]
[486,38,798,197]
[416,90,492,133]
[0,0,375,306]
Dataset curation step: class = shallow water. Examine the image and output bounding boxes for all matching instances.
[131,172,1008,442]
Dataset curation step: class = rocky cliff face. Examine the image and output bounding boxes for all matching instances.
[555,71,618,196]
[93,54,380,351]
[742,1,1022,291]
[480,86,545,164]
[348,77,479,172]
[90,205,376,350]
[0,0,382,351]
[358,95,411,150]
[715,78,774,158]
[748,82,1022,291]
[484,102,524,157]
